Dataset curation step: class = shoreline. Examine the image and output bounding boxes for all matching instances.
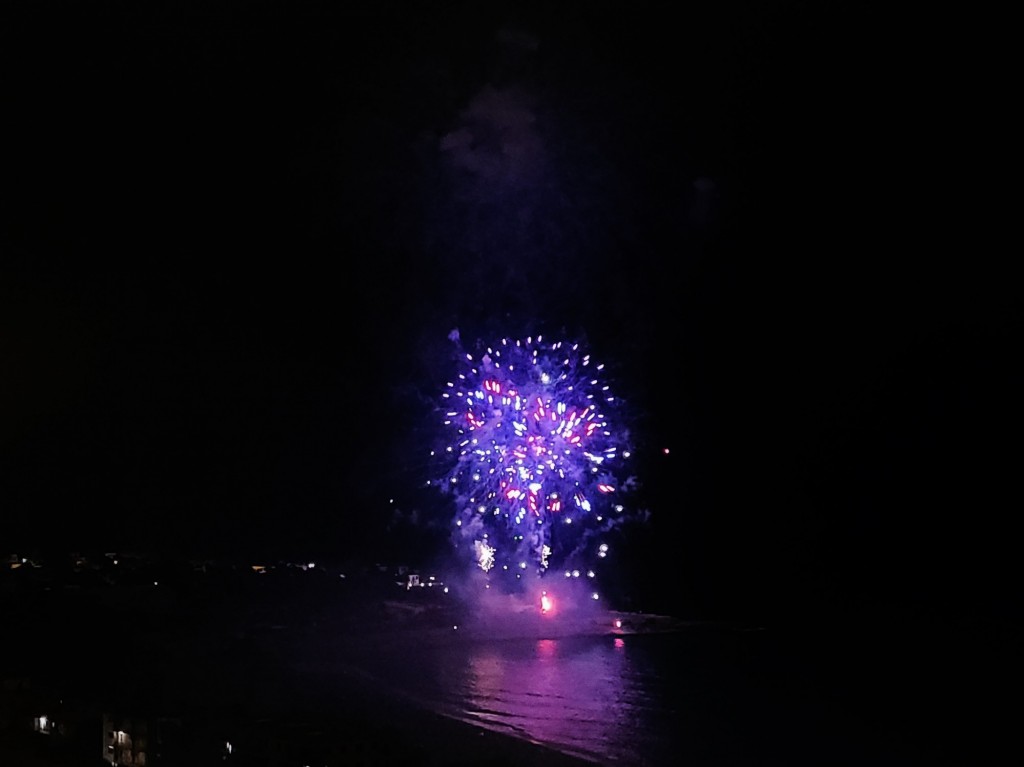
[1,571,691,765]
[1,647,602,767]
[2,609,622,766]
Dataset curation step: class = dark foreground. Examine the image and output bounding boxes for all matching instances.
[2,563,1015,766]
[1,567,601,766]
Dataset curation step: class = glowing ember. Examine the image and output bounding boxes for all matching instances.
[540,592,553,614]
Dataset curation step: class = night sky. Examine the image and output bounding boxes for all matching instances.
[2,2,1016,620]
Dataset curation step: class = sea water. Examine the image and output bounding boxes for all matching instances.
[326,625,902,766]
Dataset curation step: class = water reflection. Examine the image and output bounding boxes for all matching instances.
[449,636,649,764]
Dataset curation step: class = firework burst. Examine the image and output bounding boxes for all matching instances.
[430,332,637,595]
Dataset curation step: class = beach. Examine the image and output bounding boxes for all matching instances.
[1,571,613,766]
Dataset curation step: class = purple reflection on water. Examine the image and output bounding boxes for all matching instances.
[312,612,899,766]
[448,635,653,764]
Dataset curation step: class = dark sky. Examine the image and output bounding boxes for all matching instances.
[1,2,1016,619]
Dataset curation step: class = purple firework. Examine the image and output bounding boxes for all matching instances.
[431,333,637,591]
